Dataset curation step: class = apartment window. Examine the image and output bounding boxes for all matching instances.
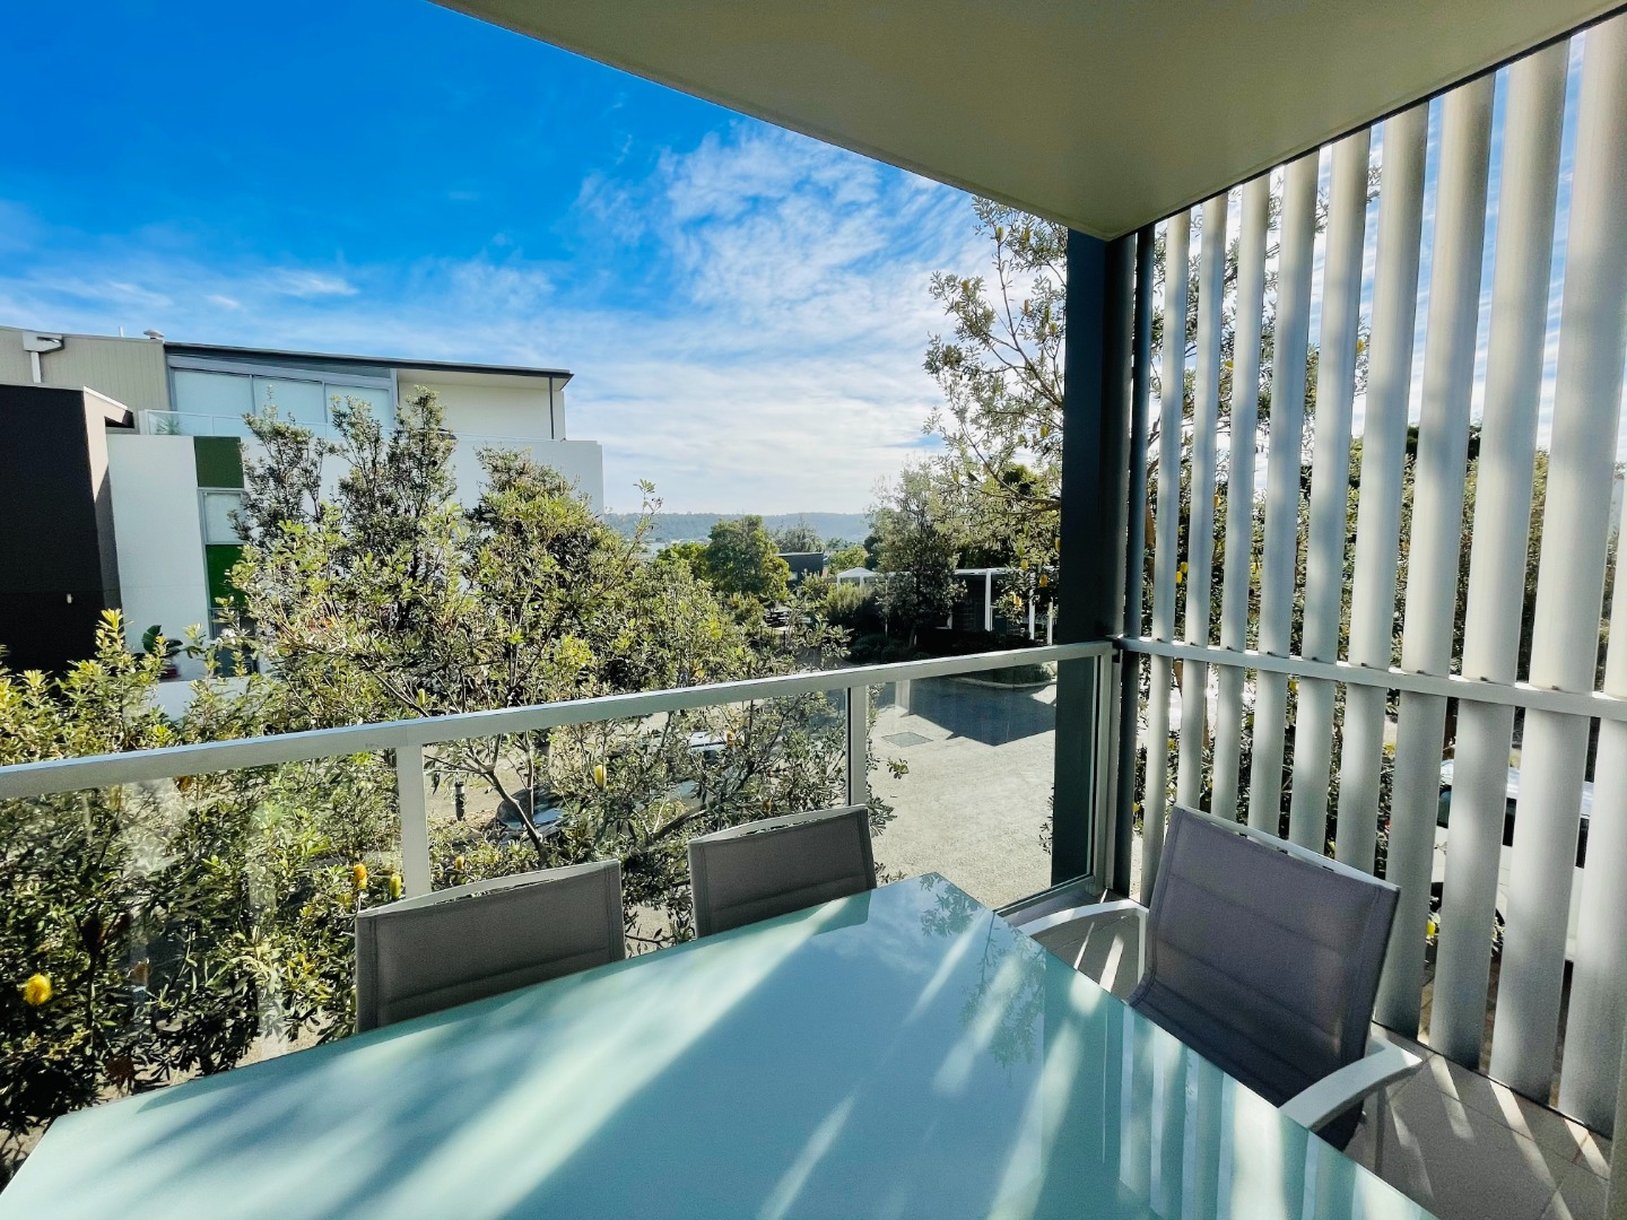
[200,489,245,634]
[169,361,395,438]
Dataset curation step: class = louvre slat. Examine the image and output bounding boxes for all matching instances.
[1211,178,1271,822]
[1287,132,1371,851]
[1378,77,1495,1036]
[1176,194,1228,808]
[1494,17,1627,1105]
[1141,210,1191,898]
[1430,42,1568,1069]
[1246,154,1318,833]
[1556,21,1627,1132]
[1336,105,1428,872]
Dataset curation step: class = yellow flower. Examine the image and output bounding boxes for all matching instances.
[593,763,607,789]
[352,862,369,891]
[453,854,466,871]
[1038,573,1050,589]
[388,873,404,900]
[22,973,52,1007]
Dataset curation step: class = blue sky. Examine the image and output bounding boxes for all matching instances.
[0,0,978,513]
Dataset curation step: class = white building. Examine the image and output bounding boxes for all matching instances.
[0,325,602,677]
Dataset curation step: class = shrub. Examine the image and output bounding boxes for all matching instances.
[822,583,882,635]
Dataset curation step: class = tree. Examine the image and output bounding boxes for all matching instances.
[0,393,894,1174]
[872,466,961,646]
[772,518,825,553]
[231,393,871,944]
[0,613,385,1175]
[923,200,1065,569]
[827,542,869,574]
[698,516,791,606]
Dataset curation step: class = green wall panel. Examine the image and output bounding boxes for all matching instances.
[193,436,244,489]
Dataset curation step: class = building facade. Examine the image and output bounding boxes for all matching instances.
[0,325,602,676]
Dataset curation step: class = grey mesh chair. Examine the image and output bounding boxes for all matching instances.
[355,859,623,1032]
[688,805,875,937]
[1012,805,1419,1158]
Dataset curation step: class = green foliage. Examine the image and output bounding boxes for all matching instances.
[601,512,869,547]
[821,582,882,636]
[0,394,895,1176]
[826,542,869,574]
[697,515,792,607]
[229,389,881,941]
[771,518,825,553]
[872,467,961,645]
[923,199,1065,569]
[0,615,402,1172]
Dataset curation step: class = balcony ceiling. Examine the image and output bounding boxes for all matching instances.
[438,0,1618,238]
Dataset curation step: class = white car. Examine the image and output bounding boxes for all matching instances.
[1432,760,1592,959]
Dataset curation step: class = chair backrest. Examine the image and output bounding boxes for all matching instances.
[355,859,624,1032]
[688,805,876,937]
[1130,806,1398,1145]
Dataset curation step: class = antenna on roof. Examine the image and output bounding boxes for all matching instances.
[142,329,164,341]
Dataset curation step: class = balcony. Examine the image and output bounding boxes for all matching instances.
[0,641,1617,1218]
[6,0,1627,1216]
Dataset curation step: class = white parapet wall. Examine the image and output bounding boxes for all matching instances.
[446,437,605,512]
[106,433,212,677]
[407,375,604,512]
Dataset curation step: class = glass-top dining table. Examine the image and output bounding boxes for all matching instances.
[0,874,1430,1218]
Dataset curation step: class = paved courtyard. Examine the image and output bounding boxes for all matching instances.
[868,674,1058,908]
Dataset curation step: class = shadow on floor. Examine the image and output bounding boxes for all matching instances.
[874,675,1055,748]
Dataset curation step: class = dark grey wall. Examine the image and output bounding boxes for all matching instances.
[0,384,125,672]
[1050,231,1135,887]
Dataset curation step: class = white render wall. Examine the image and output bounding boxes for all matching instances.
[106,434,211,678]
[406,376,603,510]
[410,378,556,441]
[447,438,605,512]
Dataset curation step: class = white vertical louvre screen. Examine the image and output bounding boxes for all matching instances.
[1176,195,1228,808]
[1492,19,1627,1115]
[1337,104,1428,874]
[1430,42,1568,1069]
[1245,154,1318,834]
[1287,132,1369,853]
[1121,15,1627,1131]
[1377,76,1494,1034]
[1209,178,1270,822]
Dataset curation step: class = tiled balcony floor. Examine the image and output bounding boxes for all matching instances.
[1356,1030,1610,1220]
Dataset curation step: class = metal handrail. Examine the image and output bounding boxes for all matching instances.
[1118,635,1627,723]
[0,640,1109,898]
[0,641,1107,797]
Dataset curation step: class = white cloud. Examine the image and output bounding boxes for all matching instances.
[0,124,989,513]
[264,269,358,298]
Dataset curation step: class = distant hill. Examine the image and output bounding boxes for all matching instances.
[604,512,871,547]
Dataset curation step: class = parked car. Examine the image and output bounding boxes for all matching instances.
[492,786,567,840]
[1432,760,1591,959]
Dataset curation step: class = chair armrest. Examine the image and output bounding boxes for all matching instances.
[1279,1039,1422,1133]
[1008,899,1147,982]
[1008,898,1145,938]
